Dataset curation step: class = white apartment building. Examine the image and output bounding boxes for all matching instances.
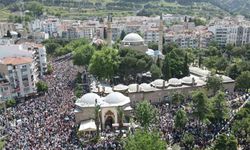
[208,23,250,47]
[0,57,38,99]
[144,28,160,44]
[0,43,47,77]
[165,33,198,48]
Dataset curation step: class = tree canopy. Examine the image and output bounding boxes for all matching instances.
[89,47,120,80]
[124,129,167,150]
[135,100,157,129]
[235,71,250,91]
[73,44,95,66]
[206,74,223,96]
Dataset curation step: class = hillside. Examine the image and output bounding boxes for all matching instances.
[0,0,249,21]
[210,0,250,17]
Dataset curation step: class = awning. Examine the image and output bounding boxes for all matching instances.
[79,119,97,132]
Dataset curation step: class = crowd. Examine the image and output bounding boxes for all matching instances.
[156,91,248,149]
[2,57,81,149]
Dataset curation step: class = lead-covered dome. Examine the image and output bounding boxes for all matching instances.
[75,93,104,107]
[122,33,144,43]
[103,92,130,106]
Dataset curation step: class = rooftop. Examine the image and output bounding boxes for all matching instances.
[0,57,33,65]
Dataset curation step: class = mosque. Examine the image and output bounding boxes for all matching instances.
[76,14,235,132]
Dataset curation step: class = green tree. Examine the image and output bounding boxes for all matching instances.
[211,91,229,125]
[117,106,124,134]
[226,64,240,80]
[6,99,16,108]
[89,47,120,80]
[162,54,171,80]
[73,44,95,66]
[214,134,238,150]
[94,102,101,138]
[174,109,188,131]
[182,133,194,149]
[192,90,210,127]
[47,64,53,75]
[148,42,158,50]
[124,130,166,150]
[183,53,190,76]
[215,57,228,72]
[150,64,162,79]
[135,101,157,129]
[36,81,48,93]
[236,71,250,91]
[45,42,62,55]
[120,30,126,41]
[206,74,223,96]
[6,30,12,38]
[25,1,44,16]
[118,48,153,80]
[172,93,185,106]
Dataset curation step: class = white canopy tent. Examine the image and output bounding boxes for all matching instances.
[79,119,97,132]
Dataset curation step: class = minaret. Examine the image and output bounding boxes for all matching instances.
[107,13,112,47]
[158,14,163,53]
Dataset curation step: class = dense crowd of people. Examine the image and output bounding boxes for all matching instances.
[2,57,81,149]
[0,53,248,149]
[156,91,248,149]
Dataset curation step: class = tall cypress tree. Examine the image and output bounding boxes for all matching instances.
[162,54,171,80]
[183,53,189,77]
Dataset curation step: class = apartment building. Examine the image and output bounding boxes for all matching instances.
[0,57,37,99]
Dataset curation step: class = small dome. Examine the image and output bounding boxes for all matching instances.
[76,93,101,105]
[103,92,130,106]
[150,79,167,88]
[128,84,142,93]
[122,33,144,43]
[113,84,128,91]
[168,78,182,86]
[181,76,195,85]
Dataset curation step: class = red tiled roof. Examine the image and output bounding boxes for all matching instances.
[1,57,33,65]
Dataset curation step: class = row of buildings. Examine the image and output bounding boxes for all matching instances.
[28,15,250,49]
[0,43,47,100]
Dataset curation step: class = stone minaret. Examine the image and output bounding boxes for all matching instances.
[158,14,164,53]
[107,13,112,47]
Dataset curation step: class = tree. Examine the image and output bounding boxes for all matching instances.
[124,130,167,150]
[94,101,101,138]
[182,133,194,149]
[172,93,185,106]
[236,71,250,91]
[150,64,162,79]
[183,53,190,76]
[118,48,153,80]
[211,91,229,125]
[148,42,158,50]
[17,32,21,38]
[36,81,48,93]
[47,64,53,75]
[192,90,210,127]
[174,109,188,131]
[45,42,62,55]
[6,30,12,38]
[162,54,171,80]
[120,30,126,41]
[206,75,223,96]
[214,134,238,150]
[73,44,95,66]
[117,106,124,134]
[226,64,240,80]
[215,57,228,72]
[25,1,44,16]
[135,101,157,129]
[89,47,120,80]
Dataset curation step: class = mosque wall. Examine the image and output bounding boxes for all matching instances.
[75,107,95,124]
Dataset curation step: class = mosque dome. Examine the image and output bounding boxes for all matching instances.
[122,33,144,43]
[75,93,102,106]
[103,92,130,106]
